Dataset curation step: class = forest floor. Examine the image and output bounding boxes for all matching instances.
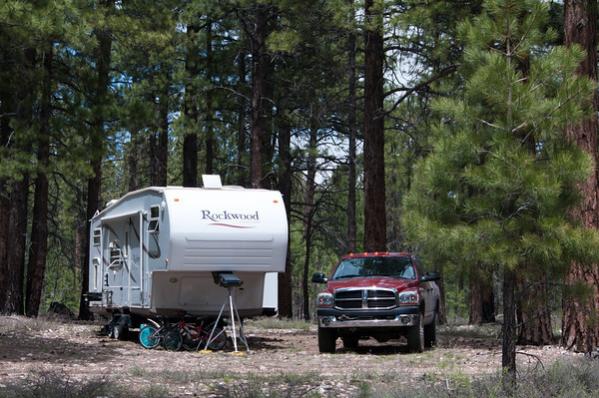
[0,316,585,397]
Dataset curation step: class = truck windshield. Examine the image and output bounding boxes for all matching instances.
[332,257,416,280]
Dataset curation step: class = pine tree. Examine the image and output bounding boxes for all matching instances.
[404,0,598,375]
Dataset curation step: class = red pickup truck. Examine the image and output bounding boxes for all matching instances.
[312,252,440,353]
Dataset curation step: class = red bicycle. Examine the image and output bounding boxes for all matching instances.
[176,318,228,351]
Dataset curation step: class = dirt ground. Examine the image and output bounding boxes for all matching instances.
[0,316,582,397]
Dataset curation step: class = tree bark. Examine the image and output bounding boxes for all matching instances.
[79,3,113,319]
[1,47,35,315]
[517,276,553,345]
[277,119,293,318]
[302,115,318,321]
[250,5,270,188]
[205,19,214,175]
[469,269,495,324]
[437,268,448,324]
[363,0,386,252]
[562,0,599,353]
[26,44,53,317]
[129,128,141,190]
[502,268,517,378]
[156,81,169,186]
[183,23,200,187]
[0,81,13,309]
[346,0,357,253]
[237,49,247,186]
[4,176,29,315]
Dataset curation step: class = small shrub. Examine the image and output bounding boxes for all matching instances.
[368,358,599,398]
[0,370,119,398]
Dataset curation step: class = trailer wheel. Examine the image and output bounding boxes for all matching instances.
[113,317,129,341]
[318,327,336,353]
[407,314,424,353]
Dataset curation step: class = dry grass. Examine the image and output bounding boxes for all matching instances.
[367,358,599,398]
[246,317,313,331]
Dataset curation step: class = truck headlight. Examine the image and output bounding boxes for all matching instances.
[317,293,334,307]
[398,290,419,306]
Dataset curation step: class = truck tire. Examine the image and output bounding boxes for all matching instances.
[424,311,437,348]
[342,335,359,350]
[318,327,337,353]
[407,315,424,353]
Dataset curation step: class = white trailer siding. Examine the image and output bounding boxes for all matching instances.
[165,188,287,272]
[87,185,287,317]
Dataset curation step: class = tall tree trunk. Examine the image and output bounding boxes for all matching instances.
[130,128,141,190]
[469,269,495,324]
[79,5,113,319]
[183,23,200,187]
[502,268,517,381]
[237,52,248,187]
[237,49,247,186]
[562,0,599,353]
[302,115,318,321]
[346,0,357,253]
[250,5,270,188]
[1,47,35,315]
[155,80,169,186]
[437,268,448,324]
[205,19,214,175]
[0,83,13,309]
[277,119,292,318]
[26,44,53,317]
[517,276,553,345]
[363,0,386,252]
[5,176,29,314]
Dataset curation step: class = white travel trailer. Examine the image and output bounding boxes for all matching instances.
[86,177,287,335]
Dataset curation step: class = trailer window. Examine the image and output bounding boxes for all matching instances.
[148,205,160,233]
[93,228,101,246]
[92,258,100,290]
[108,242,123,269]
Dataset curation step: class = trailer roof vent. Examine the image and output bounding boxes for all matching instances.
[202,174,222,189]
[106,199,118,208]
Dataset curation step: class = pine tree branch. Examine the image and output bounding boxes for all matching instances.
[383,64,459,116]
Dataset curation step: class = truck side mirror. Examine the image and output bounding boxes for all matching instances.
[311,272,328,284]
[420,271,440,282]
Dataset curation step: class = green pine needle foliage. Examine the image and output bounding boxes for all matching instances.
[403,0,599,279]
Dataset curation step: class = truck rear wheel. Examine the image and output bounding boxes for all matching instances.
[424,311,437,348]
[342,335,359,350]
[318,327,337,353]
[407,315,424,353]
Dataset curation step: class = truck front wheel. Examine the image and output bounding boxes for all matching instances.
[407,315,424,353]
[318,327,337,353]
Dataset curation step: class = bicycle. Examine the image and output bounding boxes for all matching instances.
[138,318,227,351]
[138,321,182,351]
[177,318,228,351]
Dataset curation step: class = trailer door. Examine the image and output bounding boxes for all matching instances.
[126,215,142,307]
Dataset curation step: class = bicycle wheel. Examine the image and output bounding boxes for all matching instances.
[162,328,182,351]
[205,324,228,350]
[139,324,160,349]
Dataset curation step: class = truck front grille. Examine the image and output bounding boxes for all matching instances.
[334,289,397,309]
